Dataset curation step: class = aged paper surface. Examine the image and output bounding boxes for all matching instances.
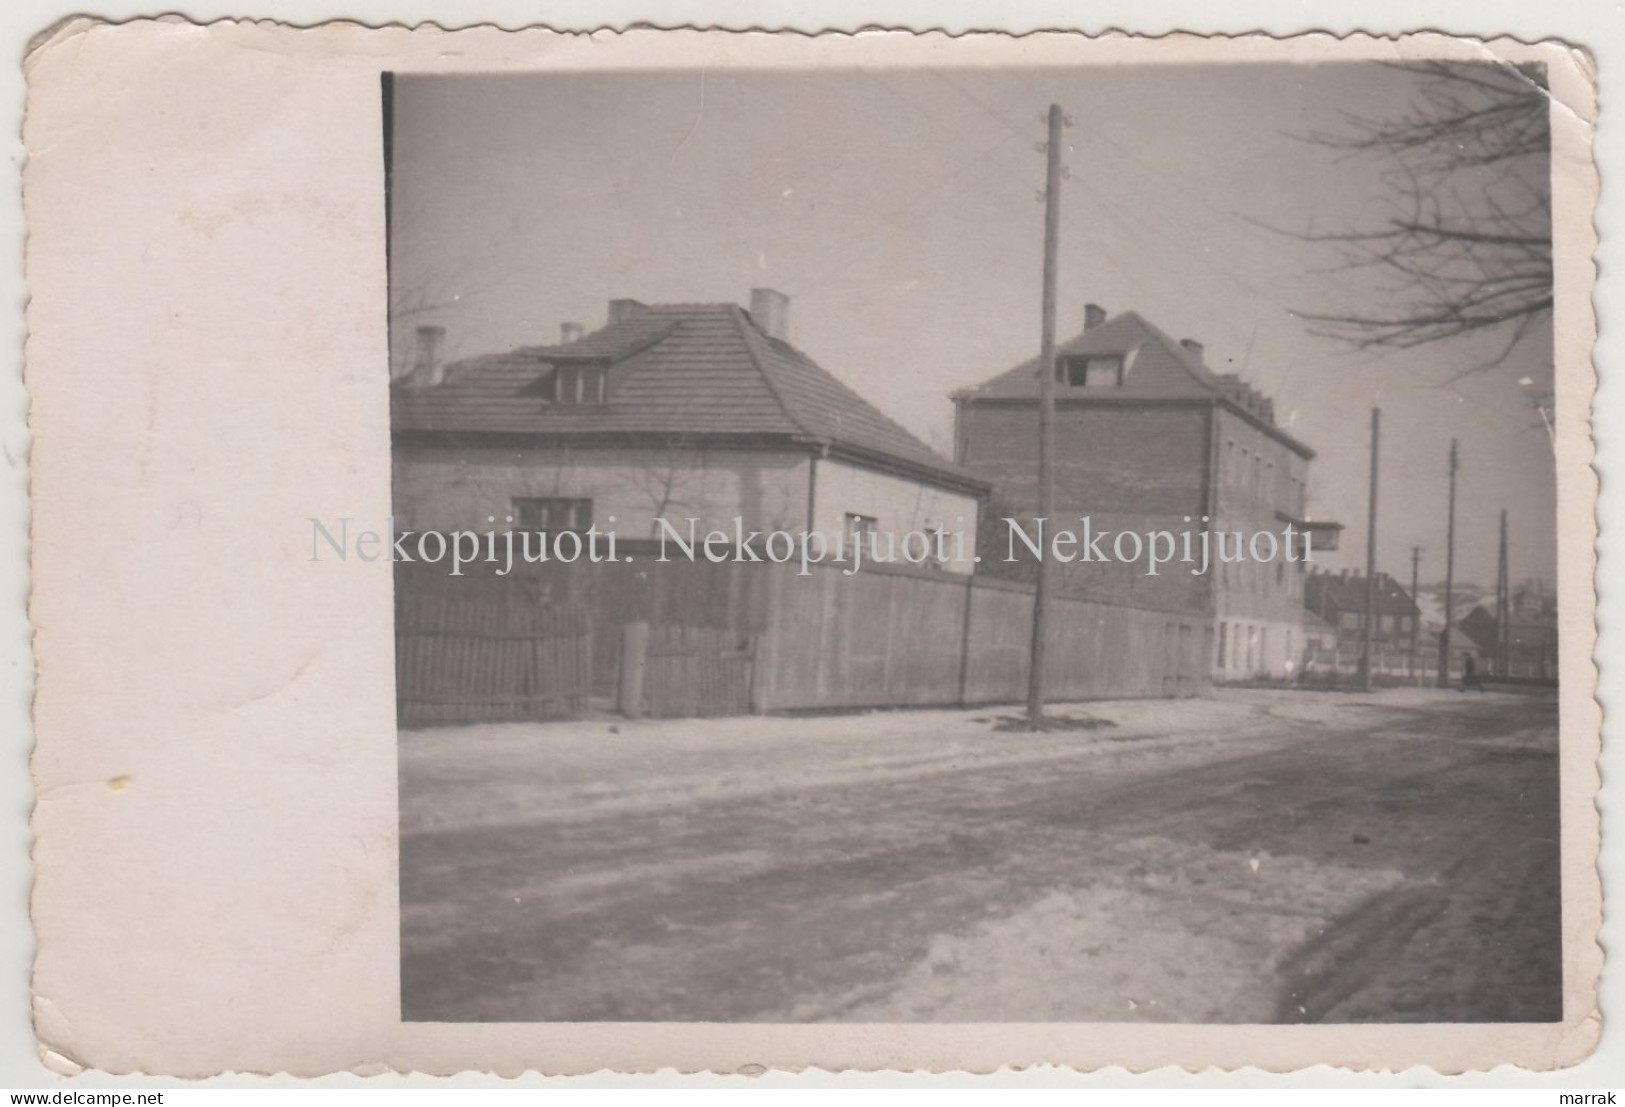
[25,20,1599,1075]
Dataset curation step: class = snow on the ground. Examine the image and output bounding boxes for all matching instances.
[399,688,1514,837]
[791,834,1408,1023]
[403,693,1264,836]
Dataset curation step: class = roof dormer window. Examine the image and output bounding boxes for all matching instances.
[552,363,607,405]
[1058,354,1124,388]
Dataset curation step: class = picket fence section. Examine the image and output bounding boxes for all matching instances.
[394,575,592,727]
[393,557,1209,726]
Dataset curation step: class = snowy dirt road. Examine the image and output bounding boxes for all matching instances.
[398,687,1561,1023]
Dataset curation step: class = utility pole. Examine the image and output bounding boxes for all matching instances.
[1359,407,1380,691]
[1497,509,1510,678]
[1437,439,1459,688]
[1409,545,1422,681]
[1026,104,1064,722]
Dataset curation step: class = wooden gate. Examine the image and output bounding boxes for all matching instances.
[641,626,756,719]
[395,573,592,727]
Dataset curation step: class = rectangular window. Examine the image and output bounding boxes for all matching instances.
[1059,355,1124,388]
[513,497,593,535]
[1217,622,1228,668]
[552,364,606,405]
[844,512,878,556]
[919,520,946,569]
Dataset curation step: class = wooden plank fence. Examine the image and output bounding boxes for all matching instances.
[755,561,1209,712]
[641,626,756,718]
[393,556,1210,726]
[395,573,592,727]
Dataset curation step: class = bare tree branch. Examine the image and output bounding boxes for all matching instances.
[1284,60,1552,371]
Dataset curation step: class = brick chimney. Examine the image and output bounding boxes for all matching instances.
[1084,303,1107,331]
[608,298,647,324]
[412,325,446,387]
[1180,338,1204,363]
[750,288,790,341]
[560,322,585,344]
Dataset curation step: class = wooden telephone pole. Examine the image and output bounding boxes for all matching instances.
[1409,545,1422,680]
[1437,439,1459,688]
[1026,104,1064,721]
[1497,509,1510,677]
[1359,408,1380,691]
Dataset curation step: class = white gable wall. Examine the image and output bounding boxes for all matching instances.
[809,455,980,575]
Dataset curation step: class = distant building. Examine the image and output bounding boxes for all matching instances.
[391,289,987,572]
[1459,580,1559,679]
[1433,621,1486,684]
[1303,568,1423,673]
[1298,609,1339,674]
[952,304,1340,681]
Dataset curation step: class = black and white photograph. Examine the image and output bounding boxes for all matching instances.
[16,9,1611,1084]
[384,56,1568,1026]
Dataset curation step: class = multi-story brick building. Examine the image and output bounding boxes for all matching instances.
[953,304,1338,680]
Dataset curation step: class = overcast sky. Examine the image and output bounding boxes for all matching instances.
[390,63,1557,592]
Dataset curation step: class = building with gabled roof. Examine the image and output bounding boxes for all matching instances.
[392,289,986,572]
[953,303,1340,680]
[1303,568,1424,672]
[1458,580,1559,680]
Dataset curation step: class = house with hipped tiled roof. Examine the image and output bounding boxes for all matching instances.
[391,289,987,572]
[953,303,1341,681]
[1303,569,1423,674]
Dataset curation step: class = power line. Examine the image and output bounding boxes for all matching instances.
[802,72,1158,312]
[784,131,1028,296]
[932,69,1286,349]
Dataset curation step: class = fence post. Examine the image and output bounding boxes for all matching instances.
[618,619,650,719]
[956,572,976,707]
[749,565,780,715]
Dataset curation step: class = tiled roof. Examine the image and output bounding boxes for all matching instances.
[391,303,984,490]
[1304,572,1421,618]
[955,311,1225,401]
[955,309,1310,457]
[1301,608,1336,633]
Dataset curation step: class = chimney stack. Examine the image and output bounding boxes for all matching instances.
[750,288,791,341]
[1180,338,1204,363]
[1084,303,1107,331]
[608,298,647,324]
[412,324,447,387]
[560,321,585,345]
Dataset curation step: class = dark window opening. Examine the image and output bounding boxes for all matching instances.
[551,364,607,405]
[844,512,878,557]
[513,497,593,535]
[1058,354,1125,388]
